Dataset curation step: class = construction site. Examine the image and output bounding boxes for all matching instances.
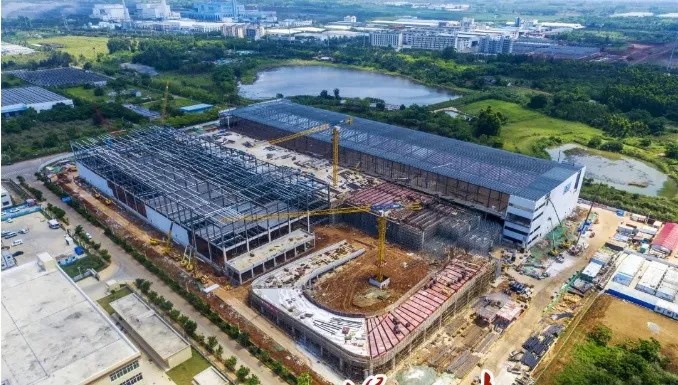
[54,99,590,383]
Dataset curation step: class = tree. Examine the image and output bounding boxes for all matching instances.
[600,141,623,153]
[319,89,329,98]
[245,375,260,385]
[587,137,602,148]
[236,365,250,382]
[74,225,84,235]
[333,88,340,100]
[297,373,312,385]
[666,143,678,160]
[183,320,197,336]
[528,94,549,109]
[587,325,612,346]
[225,356,237,371]
[207,336,218,352]
[215,345,224,360]
[94,87,105,97]
[473,106,506,137]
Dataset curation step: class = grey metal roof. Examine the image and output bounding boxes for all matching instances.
[1,86,71,106]
[4,67,110,87]
[230,100,583,200]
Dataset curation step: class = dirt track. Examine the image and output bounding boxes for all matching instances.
[310,225,432,315]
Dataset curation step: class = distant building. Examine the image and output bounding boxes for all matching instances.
[135,0,179,20]
[1,86,74,116]
[344,15,357,23]
[91,3,130,22]
[1,253,143,385]
[189,0,239,21]
[479,34,513,54]
[369,31,403,48]
[402,30,457,50]
[180,103,214,114]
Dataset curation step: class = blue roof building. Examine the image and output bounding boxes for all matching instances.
[180,103,214,114]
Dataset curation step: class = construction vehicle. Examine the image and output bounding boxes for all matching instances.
[220,202,422,283]
[162,223,174,256]
[149,238,160,246]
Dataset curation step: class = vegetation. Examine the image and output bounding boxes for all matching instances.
[554,325,678,385]
[97,285,133,314]
[60,254,106,278]
[166,348,211,385]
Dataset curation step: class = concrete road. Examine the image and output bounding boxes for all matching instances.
[23,176,286,385]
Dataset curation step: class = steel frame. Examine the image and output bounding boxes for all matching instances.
[72,127,330,268]
[227,100,582,201]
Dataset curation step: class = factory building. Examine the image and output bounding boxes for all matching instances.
[224,100,585,249]
[478,34,514,54]
[1,253,144,385]
[72,127,329,282]
[91,3,130,22]
[1,86,73,116]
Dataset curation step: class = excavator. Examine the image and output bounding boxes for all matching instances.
[220,201,422,284]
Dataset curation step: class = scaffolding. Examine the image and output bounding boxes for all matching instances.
[72,127,330,271]
[225,100,583,216]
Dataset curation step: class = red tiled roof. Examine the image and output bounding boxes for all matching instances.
[653,223,678,252]
[366,261,480,357]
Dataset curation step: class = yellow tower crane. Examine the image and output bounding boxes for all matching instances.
[161,81,170,123]
[220,202,422,283]
[257,115,354,188]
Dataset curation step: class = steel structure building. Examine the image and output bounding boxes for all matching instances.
[72,127,329,278]
[224,100,585,249]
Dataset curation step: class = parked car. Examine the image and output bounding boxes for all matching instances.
[3,232,18,239]
[12,251,24,257]
[11,239,24,246]
[19,228,29,234]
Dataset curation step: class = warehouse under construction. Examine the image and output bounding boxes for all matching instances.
[223,100,585,250]
[72,127,330,283]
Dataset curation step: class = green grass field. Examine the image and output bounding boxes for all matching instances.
[61,254,106,278]
[458,99,602,157]
[166,349,211,385]
[97,286,133,314]
[27,35,109,61]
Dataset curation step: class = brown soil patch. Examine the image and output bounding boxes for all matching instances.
[537,295,678,384]
[309,225,432,316]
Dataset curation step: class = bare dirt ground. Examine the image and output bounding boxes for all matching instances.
[536,295,678,385]
[309,225,432,315]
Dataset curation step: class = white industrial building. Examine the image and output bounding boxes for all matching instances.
[1,86,74,116]
[607,252,678,320]
[135,0,179,20]
[370,30,403,48]
[110,293,192,370]
[1,253,144,385]
[92,3,130,22]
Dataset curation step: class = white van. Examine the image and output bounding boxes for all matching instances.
[11,239,24,246]
[48,219,60,229]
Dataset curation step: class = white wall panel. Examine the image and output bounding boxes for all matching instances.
[76,162,114,196]
[145,205,190,246]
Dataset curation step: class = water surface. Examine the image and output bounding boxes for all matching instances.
[239,65,459,106]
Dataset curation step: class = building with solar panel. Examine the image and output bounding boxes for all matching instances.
[222,100,586,249]
[1,86,74,116]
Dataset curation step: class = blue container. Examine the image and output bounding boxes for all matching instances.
[74,246,85,255]
[61,196,72,203]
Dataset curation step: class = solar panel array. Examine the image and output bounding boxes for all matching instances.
[1,86,71,107]
[5,68,109,87]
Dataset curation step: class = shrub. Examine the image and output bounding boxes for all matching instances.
[236,366,250,382]
[225,356,237,371]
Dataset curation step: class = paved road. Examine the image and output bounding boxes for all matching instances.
[1,153,71,180]
[21,173,285,385]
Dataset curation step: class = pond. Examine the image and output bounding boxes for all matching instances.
[239,65,459,106]
[546,143,675,197]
